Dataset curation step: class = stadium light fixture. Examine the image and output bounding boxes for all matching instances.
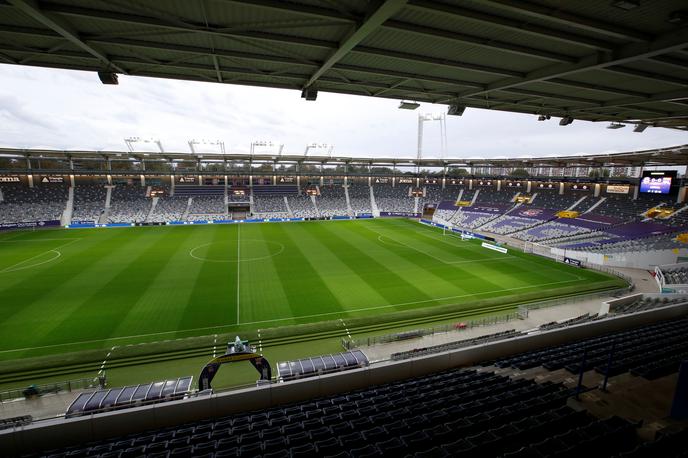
[537,114,551,121]
[124,137,164,153]
[447,103,466,116]
[304,143,333,157]
[607,122,626,129]
[399,100,420,110]
[633,123,650,133]
[559,116,574,126]
[188,139,226,155]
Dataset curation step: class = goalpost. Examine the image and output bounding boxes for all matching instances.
[523,241,558,259]
[442,225,473,241]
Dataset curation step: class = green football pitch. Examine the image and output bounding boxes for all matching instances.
[0,219,623,360]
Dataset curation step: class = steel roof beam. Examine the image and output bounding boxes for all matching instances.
[7,0,127,74]
[407,0,615,51]
[302,0,407,89]
[38,1,581,65]
[15,2,683,89]
[457,27,688,100]
[474,0,650,42]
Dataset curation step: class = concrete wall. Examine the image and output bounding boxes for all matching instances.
[3,304,687,456]
[552,247,688,270]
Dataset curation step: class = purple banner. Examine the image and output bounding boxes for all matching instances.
[0,220,61,231]
[463,204,509,214]
[512,207,556,220]
[379,212,422,218]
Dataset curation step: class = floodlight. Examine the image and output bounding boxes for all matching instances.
[301,87,318,101]
[537,114,551,121]
[98,71,118,85]
[612,0,639,11]
[633,124,649,133]
[447,104,466,116]
[399,101,420,110]
[607,122,626,129]
[559,116,574,126]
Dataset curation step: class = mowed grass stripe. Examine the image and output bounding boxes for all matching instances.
[236,223,291,324]
[283,222,389,309]
[0,221,624,357]
[318,222,436,308]
[180,225,238,328]
[37,228,193,346]
[345,221,508,297]
[260,223,345,319]
[0,229,133,336]
[111,227,217,337]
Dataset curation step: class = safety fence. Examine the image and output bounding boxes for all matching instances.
[0,376,103,403]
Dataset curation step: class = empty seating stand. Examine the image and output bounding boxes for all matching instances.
[487,317,688,380]
[33,367,651,458]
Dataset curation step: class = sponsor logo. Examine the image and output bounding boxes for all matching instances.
[0,176,20,183]
[520,209,543,217]
[563,257,582,267]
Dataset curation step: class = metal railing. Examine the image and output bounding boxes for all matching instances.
[342,311,520,349]
[0,377,102,403]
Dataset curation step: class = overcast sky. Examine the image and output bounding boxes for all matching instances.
[0,64,686,159]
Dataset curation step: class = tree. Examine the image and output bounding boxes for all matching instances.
[589,168,610,178]
[447,168,469,177]
[509,168,530,178]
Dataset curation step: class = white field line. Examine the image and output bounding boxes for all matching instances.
[0,238,81,273]
[236,224,241,325]
[97,346,117,375]
[0,277,583,354]
[339,318,352,339]
[363,223,507,266]
[0,238,81,242]
[401,221,584,281]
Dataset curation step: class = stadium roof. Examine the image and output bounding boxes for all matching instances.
[1,1,688,130]
[1,144,686,169]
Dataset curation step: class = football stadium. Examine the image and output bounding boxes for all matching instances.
[1,1,688,457]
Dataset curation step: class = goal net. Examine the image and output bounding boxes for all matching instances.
[443,225,473,241]
[523,241,557,259]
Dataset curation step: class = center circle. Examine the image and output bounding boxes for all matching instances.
[189,239,284,263]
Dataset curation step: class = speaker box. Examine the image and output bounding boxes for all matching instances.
[98,71,119,85]
[447,104,466,116]
[301,87,318,101]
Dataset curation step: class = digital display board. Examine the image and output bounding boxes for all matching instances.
[640,171,676,194]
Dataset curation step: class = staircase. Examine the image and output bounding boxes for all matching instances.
[284,196,294,218]
[370,186,380,217]
[344,185,354,216]
[567,195,587,211]
[583,197,606,214]
[469,189,480,206]
[310,195,321,216]
[99,186,113,224]
[61,187,74,226]
[528,192,538,204]
[145,197,158,222]
[414,197,420,214]
[182,197,193,220]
